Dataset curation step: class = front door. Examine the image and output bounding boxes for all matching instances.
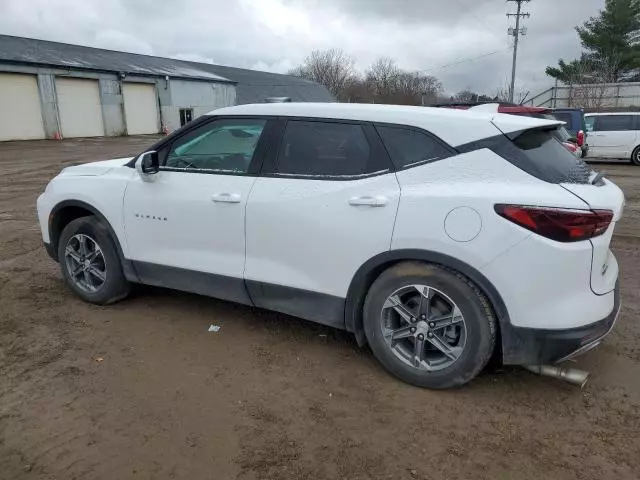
[244,119,400,326]
[123,117,269,304]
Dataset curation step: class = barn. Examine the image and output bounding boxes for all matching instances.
[0,35,333,141]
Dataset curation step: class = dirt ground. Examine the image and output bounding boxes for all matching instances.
[0,137,639,480]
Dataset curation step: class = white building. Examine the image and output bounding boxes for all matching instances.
[0,35,333,141]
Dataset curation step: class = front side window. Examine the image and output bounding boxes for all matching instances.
[164,118,266,174]
[377,125,453,169]
[595,115,633,132]
[585,116,596,132]
[274,121,384,178]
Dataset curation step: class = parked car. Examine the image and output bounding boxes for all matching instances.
[584,112,640,165]
[549,108,589,158]
[37,103,623,389]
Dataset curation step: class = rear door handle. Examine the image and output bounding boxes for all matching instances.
[211,193,241,203]
[348,195,389,207]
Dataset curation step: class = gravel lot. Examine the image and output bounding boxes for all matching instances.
[1,137,639,480]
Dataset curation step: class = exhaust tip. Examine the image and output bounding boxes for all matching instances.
[524,365,590,388]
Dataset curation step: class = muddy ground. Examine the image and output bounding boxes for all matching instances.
[0,137,639,480]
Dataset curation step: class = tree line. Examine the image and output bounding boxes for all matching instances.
[288,49,510,105]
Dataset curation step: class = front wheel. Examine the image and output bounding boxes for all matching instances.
[363,262,496,389]
[631,146,640,166]
[57,216,131,305]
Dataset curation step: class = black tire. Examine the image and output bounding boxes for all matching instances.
[631,146,640,166]
[57,216,130,305]
[363,262,496,389]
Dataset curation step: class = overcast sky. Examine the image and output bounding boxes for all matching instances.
[0,0,604,96]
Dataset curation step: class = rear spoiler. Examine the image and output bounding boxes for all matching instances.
[491,115,563,140]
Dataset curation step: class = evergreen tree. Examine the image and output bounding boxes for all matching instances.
[546,0,640,83]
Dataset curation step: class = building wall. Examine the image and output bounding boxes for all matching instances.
[0,62,236,139]
[167,80,236,131]
[99,78,126,136]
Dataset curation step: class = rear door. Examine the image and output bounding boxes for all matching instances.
[244,118,400,326]
[589,114,636,158]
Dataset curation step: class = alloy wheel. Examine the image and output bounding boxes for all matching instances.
[64,234,107,293]
[380,284,467,371]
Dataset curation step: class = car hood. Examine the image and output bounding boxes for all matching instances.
[59,157,134,177]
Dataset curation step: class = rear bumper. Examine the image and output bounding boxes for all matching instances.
[502,280,620,365]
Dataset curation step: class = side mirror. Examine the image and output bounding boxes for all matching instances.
[135,151,159,176]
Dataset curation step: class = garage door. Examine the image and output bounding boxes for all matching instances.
[0,73,45,141]
[55,78,104,138]
[123,83,159,135]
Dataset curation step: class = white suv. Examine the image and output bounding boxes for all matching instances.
[37,103,624,389]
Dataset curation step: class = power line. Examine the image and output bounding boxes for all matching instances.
[452,0,512,48]
[417,47,512,74]
[507,0,531,102]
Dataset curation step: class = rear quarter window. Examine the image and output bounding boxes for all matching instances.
[458,128,591,184]
[376,125,454,169]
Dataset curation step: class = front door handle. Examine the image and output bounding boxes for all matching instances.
[212,193,241,203]
[348,195,389,207]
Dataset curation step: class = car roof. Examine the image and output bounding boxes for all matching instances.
[585,112,640,116]
[207,103,560,147]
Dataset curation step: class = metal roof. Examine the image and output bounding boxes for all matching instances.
[183,62,334,104]
[0,35,334,103]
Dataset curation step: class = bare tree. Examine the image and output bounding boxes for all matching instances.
[562,56,622,109]
[364,57,443,105]
[290,51,443,105]
[365,57,401,101]
[453,89,479,103]
[289,49,357,101]
[494,81,528,104]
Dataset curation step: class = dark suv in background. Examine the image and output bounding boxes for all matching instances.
[549,108,589,158]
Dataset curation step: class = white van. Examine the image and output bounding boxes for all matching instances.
[584,112,640,165]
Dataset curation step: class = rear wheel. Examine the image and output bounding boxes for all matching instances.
[57,216,130,305]
[632,146,640,166]
[363,262,496,389]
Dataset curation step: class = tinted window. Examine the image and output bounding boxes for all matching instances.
[164,119,265,174]
[274,121,384,177]
[585,116,596,132]
[595,115,634,132]
[509,129,590,183]
[377,126,452,169]
[458,128,591,184]
[551,112,573,130]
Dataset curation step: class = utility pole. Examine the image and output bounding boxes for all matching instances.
[507,0,530,103]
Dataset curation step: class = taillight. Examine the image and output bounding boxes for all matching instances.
[495,205,613,242]
[576,130,585,147]
[563,142,578,154]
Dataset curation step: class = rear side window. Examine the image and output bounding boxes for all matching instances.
[458,128,591,184]
[595,115,634,132]
[274,121,387,178]
[585,116,595,132]
[376,125,453,169]
[551,112,573,130]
